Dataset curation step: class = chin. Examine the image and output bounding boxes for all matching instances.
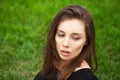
[59,56,72,61]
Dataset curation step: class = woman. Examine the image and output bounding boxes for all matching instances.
[34,4,98,80]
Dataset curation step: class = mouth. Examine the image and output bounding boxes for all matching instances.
[60,50,70,56]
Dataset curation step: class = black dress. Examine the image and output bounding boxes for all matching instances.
[34,68,98,80]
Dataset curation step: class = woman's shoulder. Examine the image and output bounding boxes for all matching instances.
[69,68,98,80]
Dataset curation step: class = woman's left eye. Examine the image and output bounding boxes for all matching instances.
[72,37,80,40]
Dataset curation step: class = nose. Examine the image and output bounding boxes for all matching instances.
[63,37,70,48]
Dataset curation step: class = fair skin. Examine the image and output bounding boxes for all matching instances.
[55,19,90,71]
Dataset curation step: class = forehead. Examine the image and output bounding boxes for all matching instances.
[58,19,85,34]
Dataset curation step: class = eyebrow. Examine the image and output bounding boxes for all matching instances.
[57,29,83,35]
[57,30,63,32]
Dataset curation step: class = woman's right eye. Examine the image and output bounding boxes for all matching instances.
[58,33,65,38]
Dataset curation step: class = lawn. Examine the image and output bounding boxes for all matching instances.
[0,0,120,80]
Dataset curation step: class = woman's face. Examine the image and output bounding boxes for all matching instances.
[55,19,86,61]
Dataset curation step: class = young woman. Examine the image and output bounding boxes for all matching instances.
[34,4,98,80]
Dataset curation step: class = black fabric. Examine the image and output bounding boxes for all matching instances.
[34,68,98,80]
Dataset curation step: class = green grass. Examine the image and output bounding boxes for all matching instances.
[0,0,120,80]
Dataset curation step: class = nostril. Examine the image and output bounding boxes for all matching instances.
[63,37,70,47]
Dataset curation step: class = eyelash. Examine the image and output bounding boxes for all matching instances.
[72,37,80,40]
[58,33,65,37]
[57,33,80,41]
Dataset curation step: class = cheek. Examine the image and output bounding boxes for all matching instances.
[72,42,85,53]
[55,37,59,45]
[55,36,63,45]
[55,37,61,49]
[75,45,83,52]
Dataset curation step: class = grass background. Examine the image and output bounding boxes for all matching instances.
[0,0,120,80]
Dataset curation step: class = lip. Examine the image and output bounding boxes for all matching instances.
[60,50,70,56]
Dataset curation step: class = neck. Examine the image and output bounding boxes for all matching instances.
[57,60,71,71]
[57,60,90,71]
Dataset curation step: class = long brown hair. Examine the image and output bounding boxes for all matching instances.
[41,5,98,80]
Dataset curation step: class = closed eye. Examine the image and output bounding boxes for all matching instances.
[57,33,65,38]
[72,37,80,40]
